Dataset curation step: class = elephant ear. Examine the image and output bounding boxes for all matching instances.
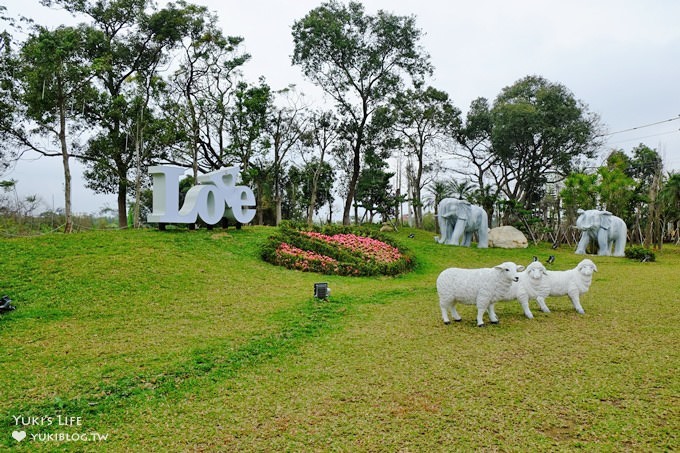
[458,200,471,220]
[438,198,456,217]
[601,211,612,229]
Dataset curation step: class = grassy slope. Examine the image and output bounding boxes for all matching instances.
[1,227,678,451]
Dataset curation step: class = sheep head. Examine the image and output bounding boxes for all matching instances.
[577,259,598,276]
[494,262,524,282]
[524,261,548,281]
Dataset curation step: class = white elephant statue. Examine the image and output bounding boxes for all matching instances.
[575,209,627,257]
[436,198,488,248]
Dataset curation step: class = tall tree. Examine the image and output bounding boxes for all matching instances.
[10,25,97,232]
[560,172,598,217]
[0,9,18,174]
[659,172,680,244]
[228,79,272,176]
[227,78,273,224]
[303,110,339,225]
[451,97,499,219]
[391,86,461,228]
[284,160,334,223]
[292,1,432,225]
[164,2,250,177]
[597,150,637,240]
[490,75,602,212]
[43,0,192,228]
[628,144,664,247]
[355,149,396,223]
[597,163,635,217]
[267,86,308,225]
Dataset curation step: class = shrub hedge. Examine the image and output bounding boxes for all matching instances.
[624,245,656,262]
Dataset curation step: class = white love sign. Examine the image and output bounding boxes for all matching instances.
[147,166,256,225]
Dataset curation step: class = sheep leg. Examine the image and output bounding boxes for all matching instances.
[440,300,462,324]
[487,304,499,324]
[475,307,487,326]
[536,296,551,313]
[517,296,534,319]
[568,291,585,314]
[439,302,451,324]
[475,301,488,327]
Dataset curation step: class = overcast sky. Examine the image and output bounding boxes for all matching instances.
[5,0,680,215]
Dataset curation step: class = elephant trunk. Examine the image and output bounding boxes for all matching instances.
[575,216,589,231]
[451,218,466,246]
[477,211,489,248]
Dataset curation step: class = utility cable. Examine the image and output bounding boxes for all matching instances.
[600,115,680,137]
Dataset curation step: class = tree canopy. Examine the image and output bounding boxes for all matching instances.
[0,1,675,245]
[490,76,603,210]
[292,0,431,225]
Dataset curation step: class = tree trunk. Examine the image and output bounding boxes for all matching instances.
[307,191,317,226]
[274,157,283,226]
[413,151,424,229]
[343,168,359,225]
[59,103,73,234]
[275,196,282,226]
[255,181,265,225]
[59,116,73,233]
[133,128,142,228]
[644,169,660,249]
[343,138,362,225]
[307,165,321,226]
[118,181,127,228]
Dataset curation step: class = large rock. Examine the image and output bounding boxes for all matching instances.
[488,226,528,249]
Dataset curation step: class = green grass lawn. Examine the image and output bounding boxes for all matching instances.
[1,227,678,451]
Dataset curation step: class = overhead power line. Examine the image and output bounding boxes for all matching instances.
[600,115,680,137]
[606,128,680,146]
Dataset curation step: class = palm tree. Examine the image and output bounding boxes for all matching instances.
[560,172,599,226]
[449,179,477,200]
[424,180,455,234]
[659,172,680,244]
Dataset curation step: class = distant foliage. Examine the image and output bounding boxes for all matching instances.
[262,222,415,276]
[624,246,656,262]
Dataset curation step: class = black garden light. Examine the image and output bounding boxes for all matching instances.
[0,295,15,312]
[314,283,330,299]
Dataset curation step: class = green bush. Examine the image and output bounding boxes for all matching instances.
[624,245,656,262]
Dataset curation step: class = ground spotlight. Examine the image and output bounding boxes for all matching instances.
[314,283,330,299]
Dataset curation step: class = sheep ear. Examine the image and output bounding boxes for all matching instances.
[516,265,525,272]
[593,264,598,272]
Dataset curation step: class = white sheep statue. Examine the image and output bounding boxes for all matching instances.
[534,258,598,314]
[436,262,525,327]
[504,260,551,319]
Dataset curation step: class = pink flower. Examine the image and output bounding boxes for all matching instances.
[302,231,402,264]
[268,228,411,276]
[275,243,338,271]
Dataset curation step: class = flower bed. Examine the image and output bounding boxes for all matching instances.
[262,222,415,276]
